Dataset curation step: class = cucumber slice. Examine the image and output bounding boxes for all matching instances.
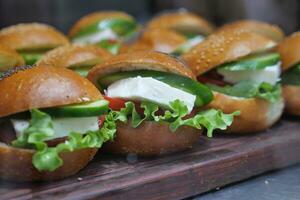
[282,64,300,85]
[97,40,121,55]
[219,53,280,71]
[72,67,91,77]
[172,35,205,56]
[42,100,109,117]
[98,70,213,106]
[72,19,138,40]
[20,52,44,65]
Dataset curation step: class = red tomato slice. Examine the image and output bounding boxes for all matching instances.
[98,115,106,128]
[197,76,227,86]
[104,96,126,111]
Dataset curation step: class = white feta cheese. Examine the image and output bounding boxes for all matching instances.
[105,76,196,113]
[11,117,99,139]
[72,29,117,44]
[217,62,281,85]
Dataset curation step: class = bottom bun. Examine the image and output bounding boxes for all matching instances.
[206,92,284,133]
[104,120,202,156]
[0,143,97,182]
[283,85,300,115]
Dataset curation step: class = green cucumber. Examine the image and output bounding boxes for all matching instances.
[282,64,300,85]
[219,52,280,71]
[72,18,138,40]
[171,35,205,56]
[20,52,44,65]
[72,67,91,77]
[97,40,121,55]
[98,70,213,106]
[42,100,109,117]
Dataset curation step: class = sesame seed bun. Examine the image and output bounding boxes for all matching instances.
[146,11,214,36]
[182,30,277,76]
[0,23,69,51]
[217,20,285,42]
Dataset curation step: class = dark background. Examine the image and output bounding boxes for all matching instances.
[0,0,299,35]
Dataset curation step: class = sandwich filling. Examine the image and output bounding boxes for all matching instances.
[281,64,300,86]
[97,69,239,137]
[0,99,116,172]
[71,18,139,54]
[198,52,282,103]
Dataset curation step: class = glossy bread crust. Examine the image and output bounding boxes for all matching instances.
[277,32,300,71]
[88,51,196,85]
[0,65,102,117]
[0,45,24,70]
[0,23,69,51]
[282,85,300,115]
[0,143,97,181]
[36,44,112,68]
[182,30,276,76]
[68,11,134,38]
[104,120,201,156]
[146,11,214,36]
[206,92,284,133]
[217,20,285,42]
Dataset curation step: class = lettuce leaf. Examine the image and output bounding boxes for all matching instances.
[110,100,239,138]
[12,109,116,172]
[207,81,281,103]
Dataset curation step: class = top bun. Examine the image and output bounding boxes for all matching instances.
[68,11,135,38]
[36,44,112,68]
[0,66,102,117]
[182,30,277,75]
[146,11,214,36]
[0,23,69,51]
[0,45,24,71]
[277,32,300,71]
[88,51,195,85]
[217,20,285,42]
[127,29,186,53]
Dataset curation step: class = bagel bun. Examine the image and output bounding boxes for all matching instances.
[36,44,112,68]
[0,143,97,182]
[182,30,277,76]
[0,65,102,117]
[277,32,300,71]
[127,29,186,53]
[205,92,284,133]
[146,11,214,36]
[104,120,201,156]
[0,45,24,71]
[0,23,69,51]
[88,51,196,86]
[69,11,135,38]
[217,20,285,42]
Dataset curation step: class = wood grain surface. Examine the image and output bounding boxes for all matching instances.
[1,117,300,200]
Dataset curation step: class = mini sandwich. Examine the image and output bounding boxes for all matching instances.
[183,30,284,133]
[88,51,238,156]
[0,23,69,65]
[217,20,285,42]
[277,32,300,115]
[0,44,24,73]
[37,44,112,77]
[68,11,140,55]
[127,29,187,54]
[146,10,215,55]
[0,66,115,181]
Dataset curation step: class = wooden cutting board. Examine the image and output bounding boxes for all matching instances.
[1,117,300,200]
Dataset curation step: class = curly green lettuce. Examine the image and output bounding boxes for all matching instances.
[207,81,281,103]
[110,100,239,138]
[12,109,116,172]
